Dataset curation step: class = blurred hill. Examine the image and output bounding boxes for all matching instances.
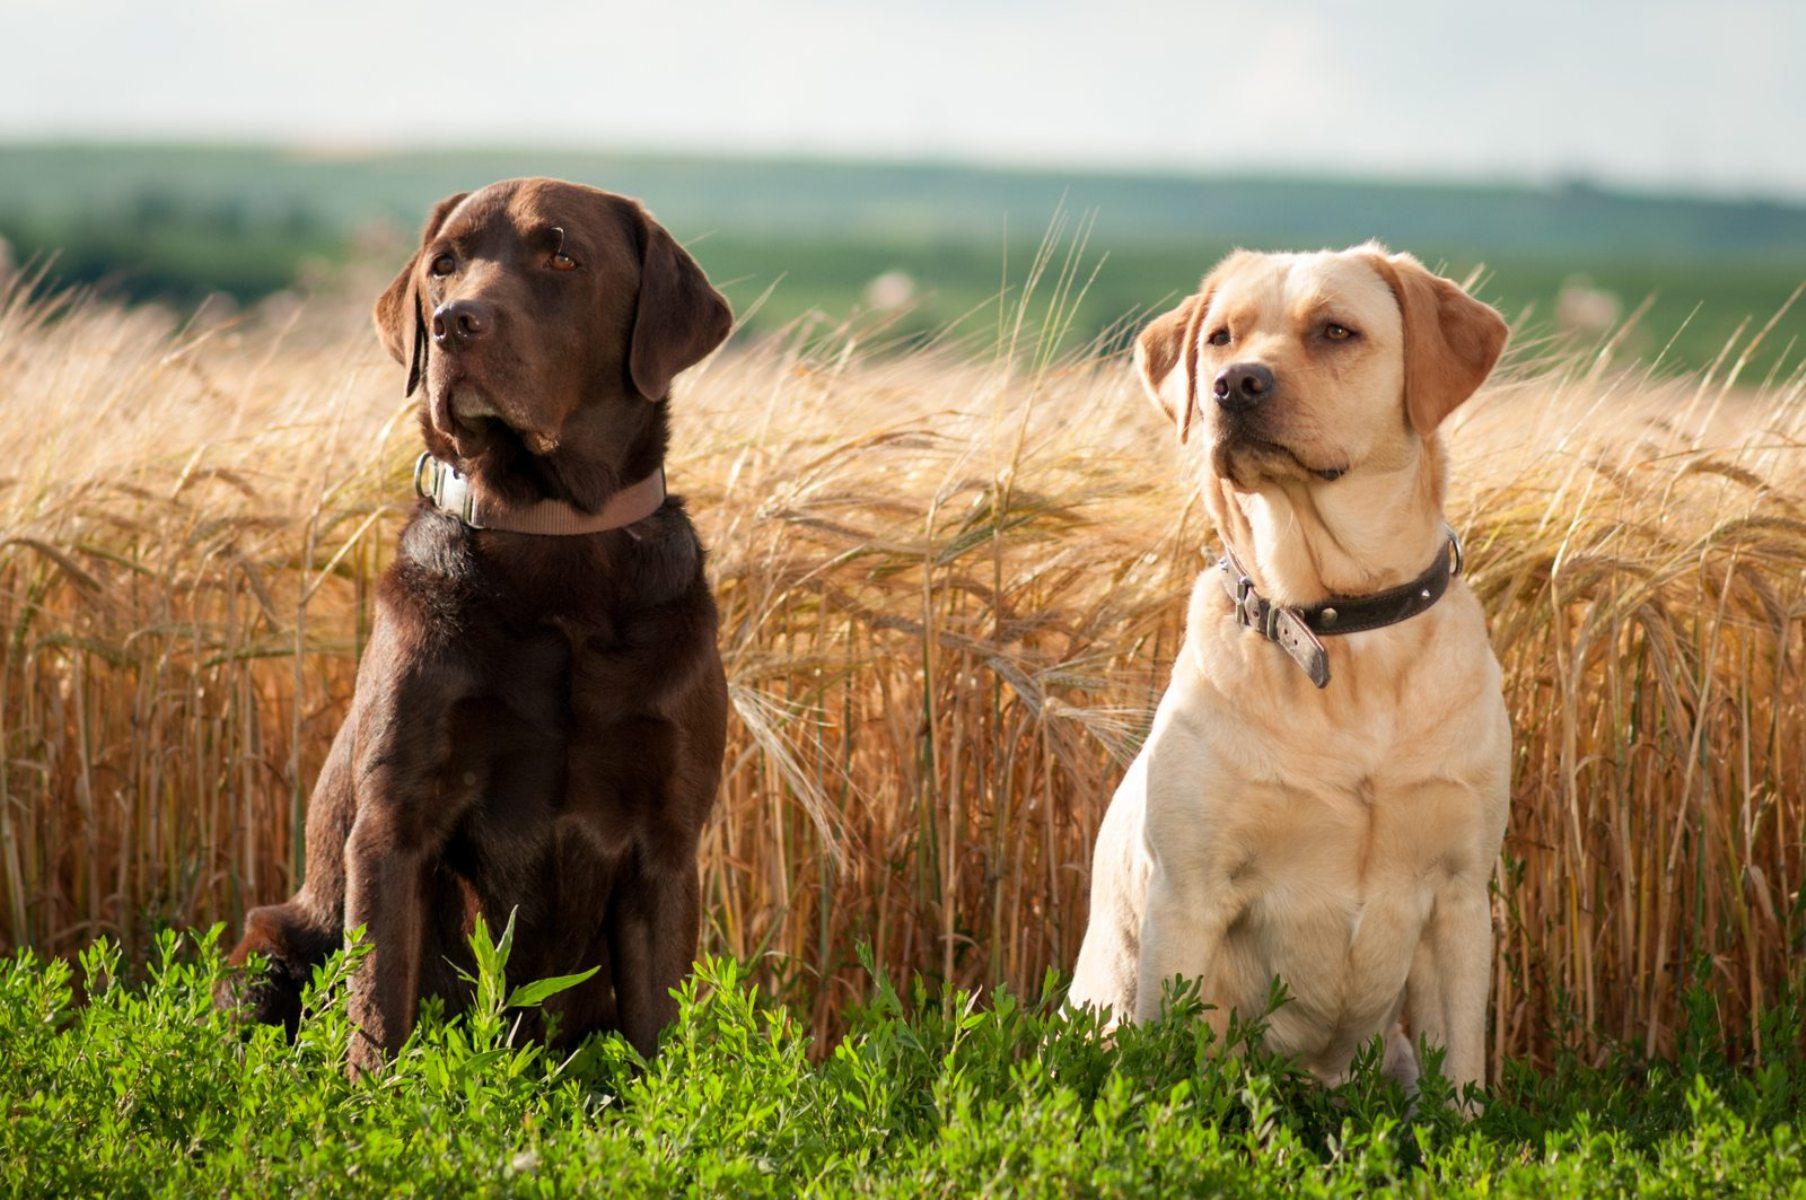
[1,142,1801,372]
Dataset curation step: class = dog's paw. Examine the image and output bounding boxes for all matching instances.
[220,902,336,1037]
[1382,1022,1421,1096]
[213,958,305,1036]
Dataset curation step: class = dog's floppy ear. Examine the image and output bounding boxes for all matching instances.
[1133,290,1208,443]
[626,210,733,402]
[373,191,468,397]
[1366,250,1508,437]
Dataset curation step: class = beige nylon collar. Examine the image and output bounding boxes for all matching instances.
[413,453,667,535]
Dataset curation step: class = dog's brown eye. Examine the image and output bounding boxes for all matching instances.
[549,252,578,272]
[1324,323,1356,341]
[430,253,456,277]
[1207,328,1231,346]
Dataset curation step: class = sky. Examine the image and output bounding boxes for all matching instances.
[2,0,1803,199]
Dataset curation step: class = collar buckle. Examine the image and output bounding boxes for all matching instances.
[1232,573,1259,629]
[1228,564,1279,639]
[413,452,484,529]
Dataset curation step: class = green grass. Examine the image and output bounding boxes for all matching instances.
[6,926,1805,1197]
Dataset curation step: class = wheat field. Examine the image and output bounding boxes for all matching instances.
[2,255,1803,1076]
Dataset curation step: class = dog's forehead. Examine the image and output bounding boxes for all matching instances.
[1211,251,1400,335]
[441,179,623,244]
[438,185,510,238]
[1290,252,1399,328]
[1209,252,1282,306]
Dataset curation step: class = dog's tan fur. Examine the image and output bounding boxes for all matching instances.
[1068,245,1510,1093]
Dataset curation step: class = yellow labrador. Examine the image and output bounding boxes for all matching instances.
[1068,245,1510,1095]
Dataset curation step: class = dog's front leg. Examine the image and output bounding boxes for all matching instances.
[1068,755,1153,1026]
[1133,866,1232,1028]
[607,856,700,1059]
[1132,736,1237,1028]
[343,812,428,1076]
[1405,880,1491,1100]
[341,621,475,1078]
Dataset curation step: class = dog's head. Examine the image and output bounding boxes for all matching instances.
[374,178,732,465]
[1135,245,1507,494]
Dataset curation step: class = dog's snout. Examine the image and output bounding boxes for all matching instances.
[1214,362,1275,413]
[431,299,492,348]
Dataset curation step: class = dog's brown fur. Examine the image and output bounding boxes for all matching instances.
[222,178,732,1073]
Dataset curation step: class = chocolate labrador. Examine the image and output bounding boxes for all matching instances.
[223,178,733,1072]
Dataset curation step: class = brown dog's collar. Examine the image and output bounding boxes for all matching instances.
[1215,529,1463,689]
[414,453,667,535]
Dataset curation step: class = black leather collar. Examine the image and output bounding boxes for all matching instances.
[1215,529,1464,689]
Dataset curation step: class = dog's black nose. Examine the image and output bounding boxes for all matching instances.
[431,300,490,348]
[1214,362,1274,412]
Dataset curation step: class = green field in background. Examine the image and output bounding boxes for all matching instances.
[1,142,1801,375]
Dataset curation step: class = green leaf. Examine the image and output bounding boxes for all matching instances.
[505,966,600,1011]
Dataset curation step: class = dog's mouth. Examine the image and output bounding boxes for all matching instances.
[429,377,494,440]
[1214,431,1347,485]
[451,386,503,428]
[429,377,561,458]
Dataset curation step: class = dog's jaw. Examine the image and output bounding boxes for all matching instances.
[1210,431,1347,491]
[451,386,500,425]
[430,382,561,458]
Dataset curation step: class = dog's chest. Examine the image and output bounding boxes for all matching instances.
[460,612,655,814]
[552,616,679,830]
[1215,775,1479,1036]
